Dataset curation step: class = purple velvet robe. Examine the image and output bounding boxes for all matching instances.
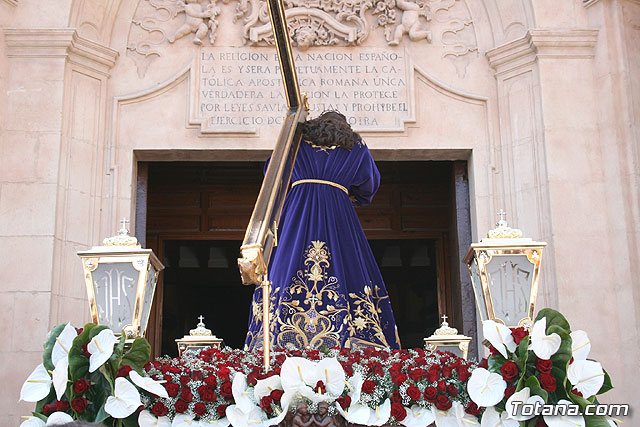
[245,140,400,351]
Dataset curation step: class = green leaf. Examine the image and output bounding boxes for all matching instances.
[488,354,507,374]
[584,415,613,427]
[108,333,127,375]
[31,412,48,422]
[43,323,67,371]
[120,337,151,373]
[122,412,140,427]
[94,404,111,424]
[524,376,548,402]
[597,369,613,395]
[547,325,572,403]
[69,323,102,382]
[536,308,571,334]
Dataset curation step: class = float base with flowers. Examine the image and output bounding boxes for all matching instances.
[20,309,616,427]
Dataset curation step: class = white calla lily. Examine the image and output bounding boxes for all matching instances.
[205,417,230,426]
[570,331,591,361]
[529,317,561,360]
[19,416,45,427]
[232,372,258,414]
[543,400,585,427]
[52,356,69,400]
[505,387,545,421]
[225,404,264,427]
[480,406,519,427]
[400,404,436,427]
[130,370,169,398]
[309,358,346,396]
[343,372,364,406]
[138,410,172,427]
[280,357,316,391]
[336,401,371,425]
[254,375,282,401]
[88,329,118,373]
[365,399,391,426]
[172,414,200,427]
[467,368,507,407]
[20,364,52,402]
[483,320,517,358]
[567,360,605,399]
[431,401,477,427]
[105,377,142,418]
[51,323,77,367]
[45,412,74,425]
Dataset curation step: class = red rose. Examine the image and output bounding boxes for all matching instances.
[73,378,91,394]
[43,403,57,415]
[194,402,206,417]
[247,371,259,386]
[75,327,84,335]
[175,399,188,413]
[391,402,407,421]
[424,387,437,402]
[437,380,447,393]
[217,404,227,417]
[456,365,470,382]
[435,394,452,411]
[220,381,233,398]
[465,401,482,416]
[270,389,284,402]
[389,363,403,377]
[165,382,180,397]
[500,361,519,382]
[180,375,191,386]
[392,373,408,386]
[478,358,489,369]
[489,345,501,356]
[408,368,424,382]
[390,390,402,403]
[218,367,231,380]
[152,402,168,417]
[447,384,458,397]
[81,343,91,358]
[56,400,70,411]
[535,417,548,427]
[406,385,421,402]
[535,358,553,374]
[198,385,217,402]
[260,396,273,413]
[191,370,203,381]
[71,397,88,413]
[315,380,327,394]
[511,327,529,344]
[180,387,193,402]
[336,395,352,410]
[539,373,556,392]
[362,380,377,394]
[204,376,217,387]
[504,386,516,399]
[117,365,133,378]
[442,366,453,378]
[572,388,583,397]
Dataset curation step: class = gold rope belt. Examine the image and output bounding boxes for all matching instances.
[291,179,349,195]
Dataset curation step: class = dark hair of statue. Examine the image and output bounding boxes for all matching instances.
[301,111,361,150]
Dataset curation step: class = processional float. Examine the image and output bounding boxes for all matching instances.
[237,0,308,370]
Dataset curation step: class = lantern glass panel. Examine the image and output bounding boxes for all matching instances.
[470,260,487,321]
[92,262,139,331]
[139,263,157,336]
[486,254,534,325]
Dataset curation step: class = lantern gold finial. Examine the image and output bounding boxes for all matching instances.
[486,210,523,239]
[103,218,140,247]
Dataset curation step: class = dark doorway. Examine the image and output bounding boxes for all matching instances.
[141,160,473,356]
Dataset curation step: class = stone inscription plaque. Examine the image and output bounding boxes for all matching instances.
[196,47,413,133]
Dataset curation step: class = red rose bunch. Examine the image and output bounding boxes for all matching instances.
[390,402,407,421]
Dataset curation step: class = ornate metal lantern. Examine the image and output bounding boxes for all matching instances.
[77,219,164,338]
[463,211,546,328]
[424,315,472,360]
[175,316,224,356]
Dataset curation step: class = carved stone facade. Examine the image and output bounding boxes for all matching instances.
[2,0,640,425]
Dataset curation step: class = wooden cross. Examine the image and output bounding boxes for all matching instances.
[237,0,308,370]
